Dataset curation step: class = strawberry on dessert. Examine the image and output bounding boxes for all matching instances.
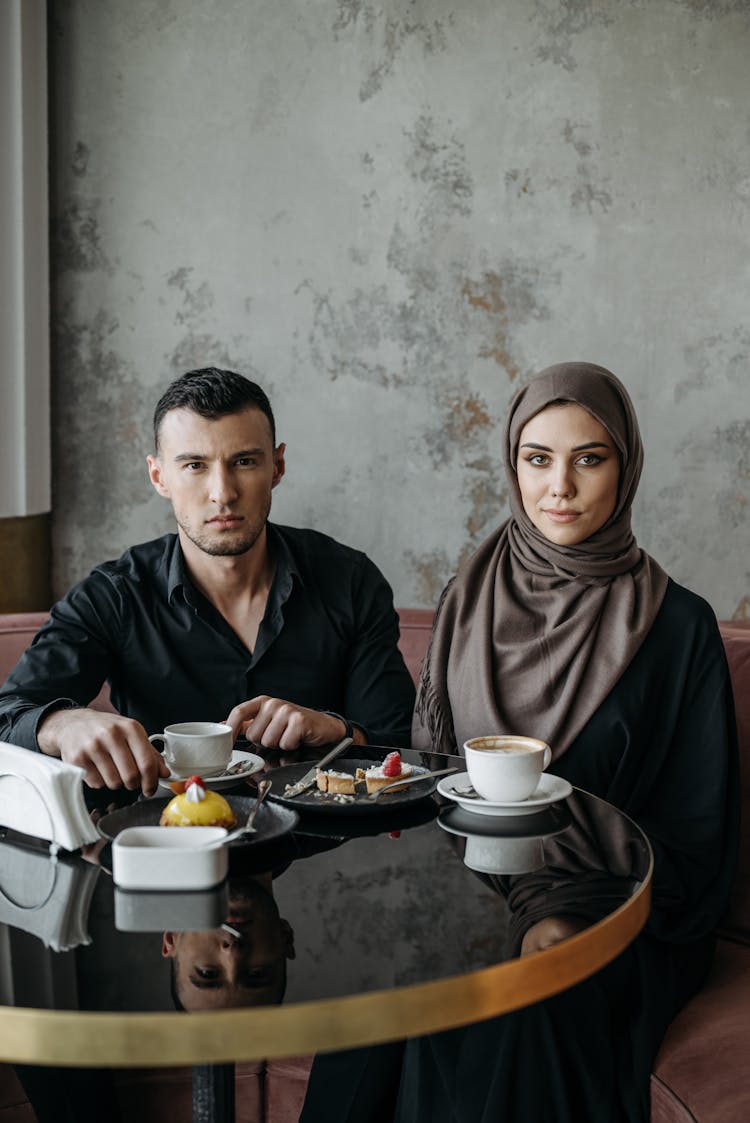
[159,775,236,828]
[356,752,413,794]
[382,752,402,777]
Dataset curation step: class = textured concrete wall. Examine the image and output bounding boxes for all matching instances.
[49,0,749,618]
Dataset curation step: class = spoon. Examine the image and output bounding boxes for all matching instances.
[453,783,481,799]
[209,779,272,845]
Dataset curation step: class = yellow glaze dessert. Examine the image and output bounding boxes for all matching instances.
[159,776,237,828]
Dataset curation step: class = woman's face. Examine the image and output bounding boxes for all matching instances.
[516,402,620,546]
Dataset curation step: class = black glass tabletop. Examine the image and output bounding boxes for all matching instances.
[0,786,649,1018]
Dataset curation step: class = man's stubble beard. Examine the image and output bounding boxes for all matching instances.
[177,496,272,558]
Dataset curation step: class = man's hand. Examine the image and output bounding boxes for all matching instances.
[37,708,170,797]
[520,915,589,957]
[226,696,361,751]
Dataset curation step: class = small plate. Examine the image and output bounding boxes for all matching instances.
[97,795,298,848]
[263,757,438,816]
[436,772,573,817]
[158,749,264,791]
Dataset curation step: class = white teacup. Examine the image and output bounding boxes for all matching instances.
[148,722,233,778]
[463,735,552,803]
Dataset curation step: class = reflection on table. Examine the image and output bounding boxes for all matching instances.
[161,873,295,1012]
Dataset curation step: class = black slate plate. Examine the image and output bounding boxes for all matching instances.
[96,795,298,847]
[263,757,441,816]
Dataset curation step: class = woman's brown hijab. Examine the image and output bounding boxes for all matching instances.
[412,362,669,760]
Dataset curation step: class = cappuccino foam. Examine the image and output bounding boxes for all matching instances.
[473,742,538,755]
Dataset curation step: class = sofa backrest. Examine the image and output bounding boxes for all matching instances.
[0,612,114,713]
[0,612,50,684]
[396,607,435,687]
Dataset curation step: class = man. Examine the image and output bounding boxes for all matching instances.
[0,367,415,796]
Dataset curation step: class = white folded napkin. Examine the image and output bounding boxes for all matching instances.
[0,741,100,851]
[0,838,100,951]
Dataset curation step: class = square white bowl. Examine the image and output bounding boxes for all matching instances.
[112,826,228,890]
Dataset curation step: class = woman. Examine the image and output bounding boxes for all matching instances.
[399,361,739,1121]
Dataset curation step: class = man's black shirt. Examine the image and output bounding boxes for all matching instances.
[0,524,415,750]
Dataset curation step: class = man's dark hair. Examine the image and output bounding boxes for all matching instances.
[153,367,276,451]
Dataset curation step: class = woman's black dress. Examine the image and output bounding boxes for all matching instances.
[301,580,739,1123]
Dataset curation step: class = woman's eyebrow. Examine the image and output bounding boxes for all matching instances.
[519,441,610,452]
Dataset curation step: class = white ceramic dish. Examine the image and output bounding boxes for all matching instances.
[112,825,228,890]
[157,749,264,792]
[437,772,573,817]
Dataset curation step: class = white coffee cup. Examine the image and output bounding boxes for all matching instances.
[148,722,233,778]
[463,735,552,803]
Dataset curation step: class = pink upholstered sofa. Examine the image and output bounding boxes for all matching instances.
[0,610,748,1123]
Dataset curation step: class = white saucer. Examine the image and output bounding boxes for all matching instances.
[436,772,573,817]
[158,749,264,792]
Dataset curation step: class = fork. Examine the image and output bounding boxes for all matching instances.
[367,766,458,801]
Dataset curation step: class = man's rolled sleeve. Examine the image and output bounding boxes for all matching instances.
[0,696,81,752]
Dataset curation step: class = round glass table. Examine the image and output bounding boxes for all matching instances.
[0,760,651,1121]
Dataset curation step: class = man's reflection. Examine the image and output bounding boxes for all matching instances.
[162,872,295,1010]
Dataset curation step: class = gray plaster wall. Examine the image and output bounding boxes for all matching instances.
[49,0,750,618]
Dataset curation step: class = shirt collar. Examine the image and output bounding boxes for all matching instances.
[166,535,187,604]
[266,522,303,590]
[165,524,302,606]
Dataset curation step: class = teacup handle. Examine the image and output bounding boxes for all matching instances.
[542,746,552,769]
[148,733,169,759]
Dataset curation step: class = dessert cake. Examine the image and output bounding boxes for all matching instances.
[159,776,237,828]
[356,751,413,794]
[315,768,356,795]
[313,752,415,800]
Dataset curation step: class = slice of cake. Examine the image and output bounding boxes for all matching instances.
[315,768,356,795]
[159,776,237,828]
[356,751,413,794]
